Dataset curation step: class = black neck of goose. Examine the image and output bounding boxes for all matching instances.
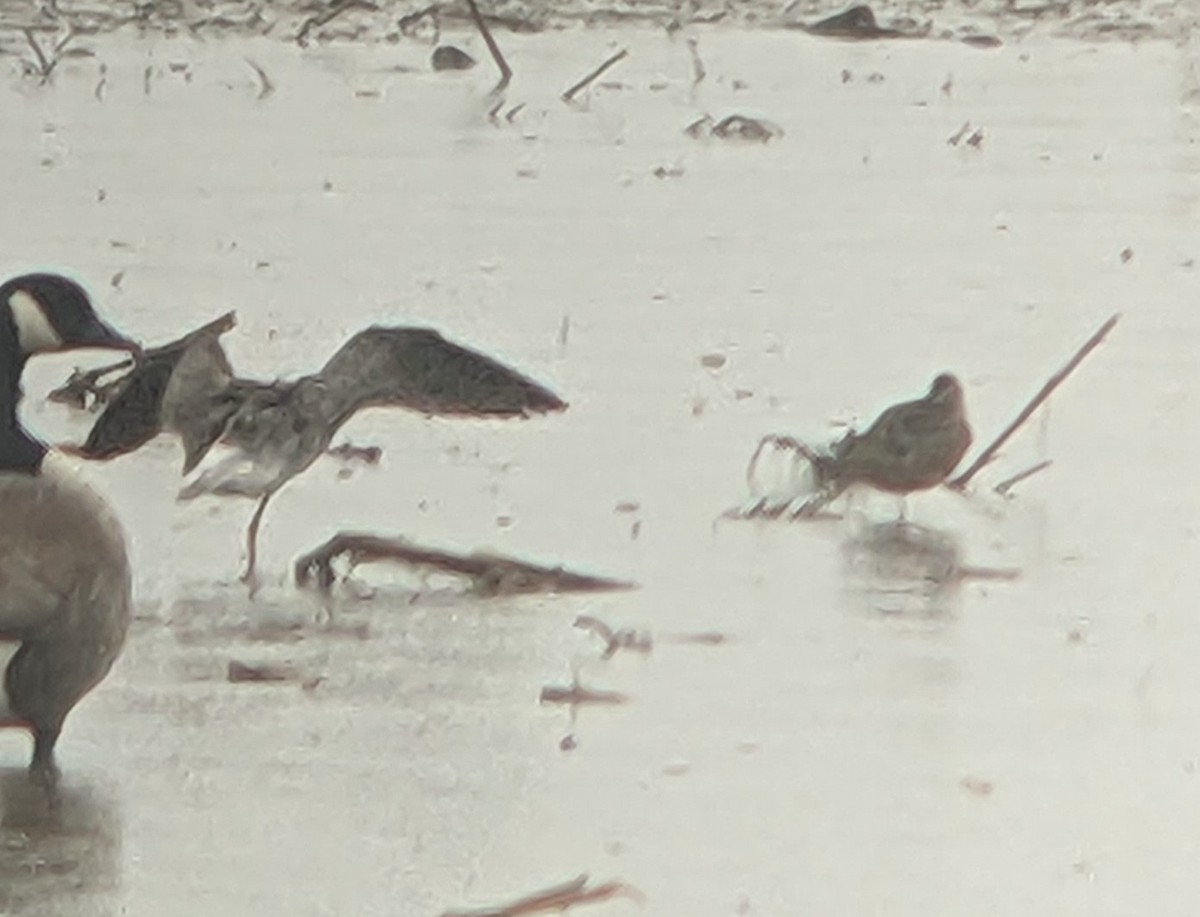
[0,309,47,472]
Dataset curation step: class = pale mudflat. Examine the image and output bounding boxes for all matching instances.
[2,22,1199,917]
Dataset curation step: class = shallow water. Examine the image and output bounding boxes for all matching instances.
[2,22,1200,916]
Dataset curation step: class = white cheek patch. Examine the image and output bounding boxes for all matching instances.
[9,289,63,354]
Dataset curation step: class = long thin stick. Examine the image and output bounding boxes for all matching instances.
[440,874,642,917]
[687,37,705,86]
[993,459,1053,497]
[464,0,511,95]
[23,28,54,81]
[948,313,1119,490]
[562,48,628,103]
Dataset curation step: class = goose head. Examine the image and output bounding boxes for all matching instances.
[1,273,140,363]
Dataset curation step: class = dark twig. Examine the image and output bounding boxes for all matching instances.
[23,28,54,81]
[295,0,379,46]
[52,26,76,56]
[574,614,729,659]
[464,0,511,95]
[745,433,821,493]
[539,680,628,707]
[397,3,439,37]
[948,313,1119,490]
[574,614,651,658]
[294,532,634,595]
[22,24,78,83]
[687,37,705,86]
[244,58,274,99]
[993,459,1053,497]
[440,874,643,917]
[562,48,628,104]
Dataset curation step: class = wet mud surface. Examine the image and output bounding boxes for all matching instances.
[1,15,1199,917]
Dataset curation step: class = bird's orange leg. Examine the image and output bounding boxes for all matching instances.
[240,493,273,596]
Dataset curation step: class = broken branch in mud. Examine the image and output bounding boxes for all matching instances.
[744,433,821,492]
[440,874,643,917]
[293,532,635,595]
[993,459,1053,497]
[539,680,628,707]
[574,614,731,659]
[326,442,382,465]
[464,0,511,95]
[294,0,380,46]
[574,614,652,658]
[948,313,1119,490]
[687,37,705,86]
[244,57,274,99]
[47,310,237,410]
[397,3,440,39]
[22,26,75,82]
[562,48,628,104]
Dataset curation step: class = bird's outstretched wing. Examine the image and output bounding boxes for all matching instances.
[160,334,258,473]
[75,314,239,466]
[78,350,185,460]
[316,327,567,426]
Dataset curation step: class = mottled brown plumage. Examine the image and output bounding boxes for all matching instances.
[78,323,567,588]
[815,373,972,501]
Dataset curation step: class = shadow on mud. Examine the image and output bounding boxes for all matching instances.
[841,519,1018,618]
[0,770,121,914]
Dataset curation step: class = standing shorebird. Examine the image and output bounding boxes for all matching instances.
[813,372,972,508]
[77,321,567,590]
[0,273,140,784]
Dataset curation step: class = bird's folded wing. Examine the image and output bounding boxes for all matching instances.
[0,533,68,639]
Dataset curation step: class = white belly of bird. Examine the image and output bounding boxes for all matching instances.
[177,442,285,501]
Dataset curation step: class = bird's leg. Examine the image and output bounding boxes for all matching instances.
[240,493,273,595]
[29,725,62,790]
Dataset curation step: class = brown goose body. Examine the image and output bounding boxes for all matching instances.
[0,272,139,782]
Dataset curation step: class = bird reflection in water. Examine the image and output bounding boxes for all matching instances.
[841,519,1018,618]
[0,770,120,913]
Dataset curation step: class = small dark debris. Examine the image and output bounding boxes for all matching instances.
[687,114,783,143]
[540,683,628,706]
[227,660,297,683]
[327,442,382,464]
[432,44,475,71]
[801,4,906,38]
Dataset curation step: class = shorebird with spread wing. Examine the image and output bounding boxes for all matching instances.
[75,318,566,590]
